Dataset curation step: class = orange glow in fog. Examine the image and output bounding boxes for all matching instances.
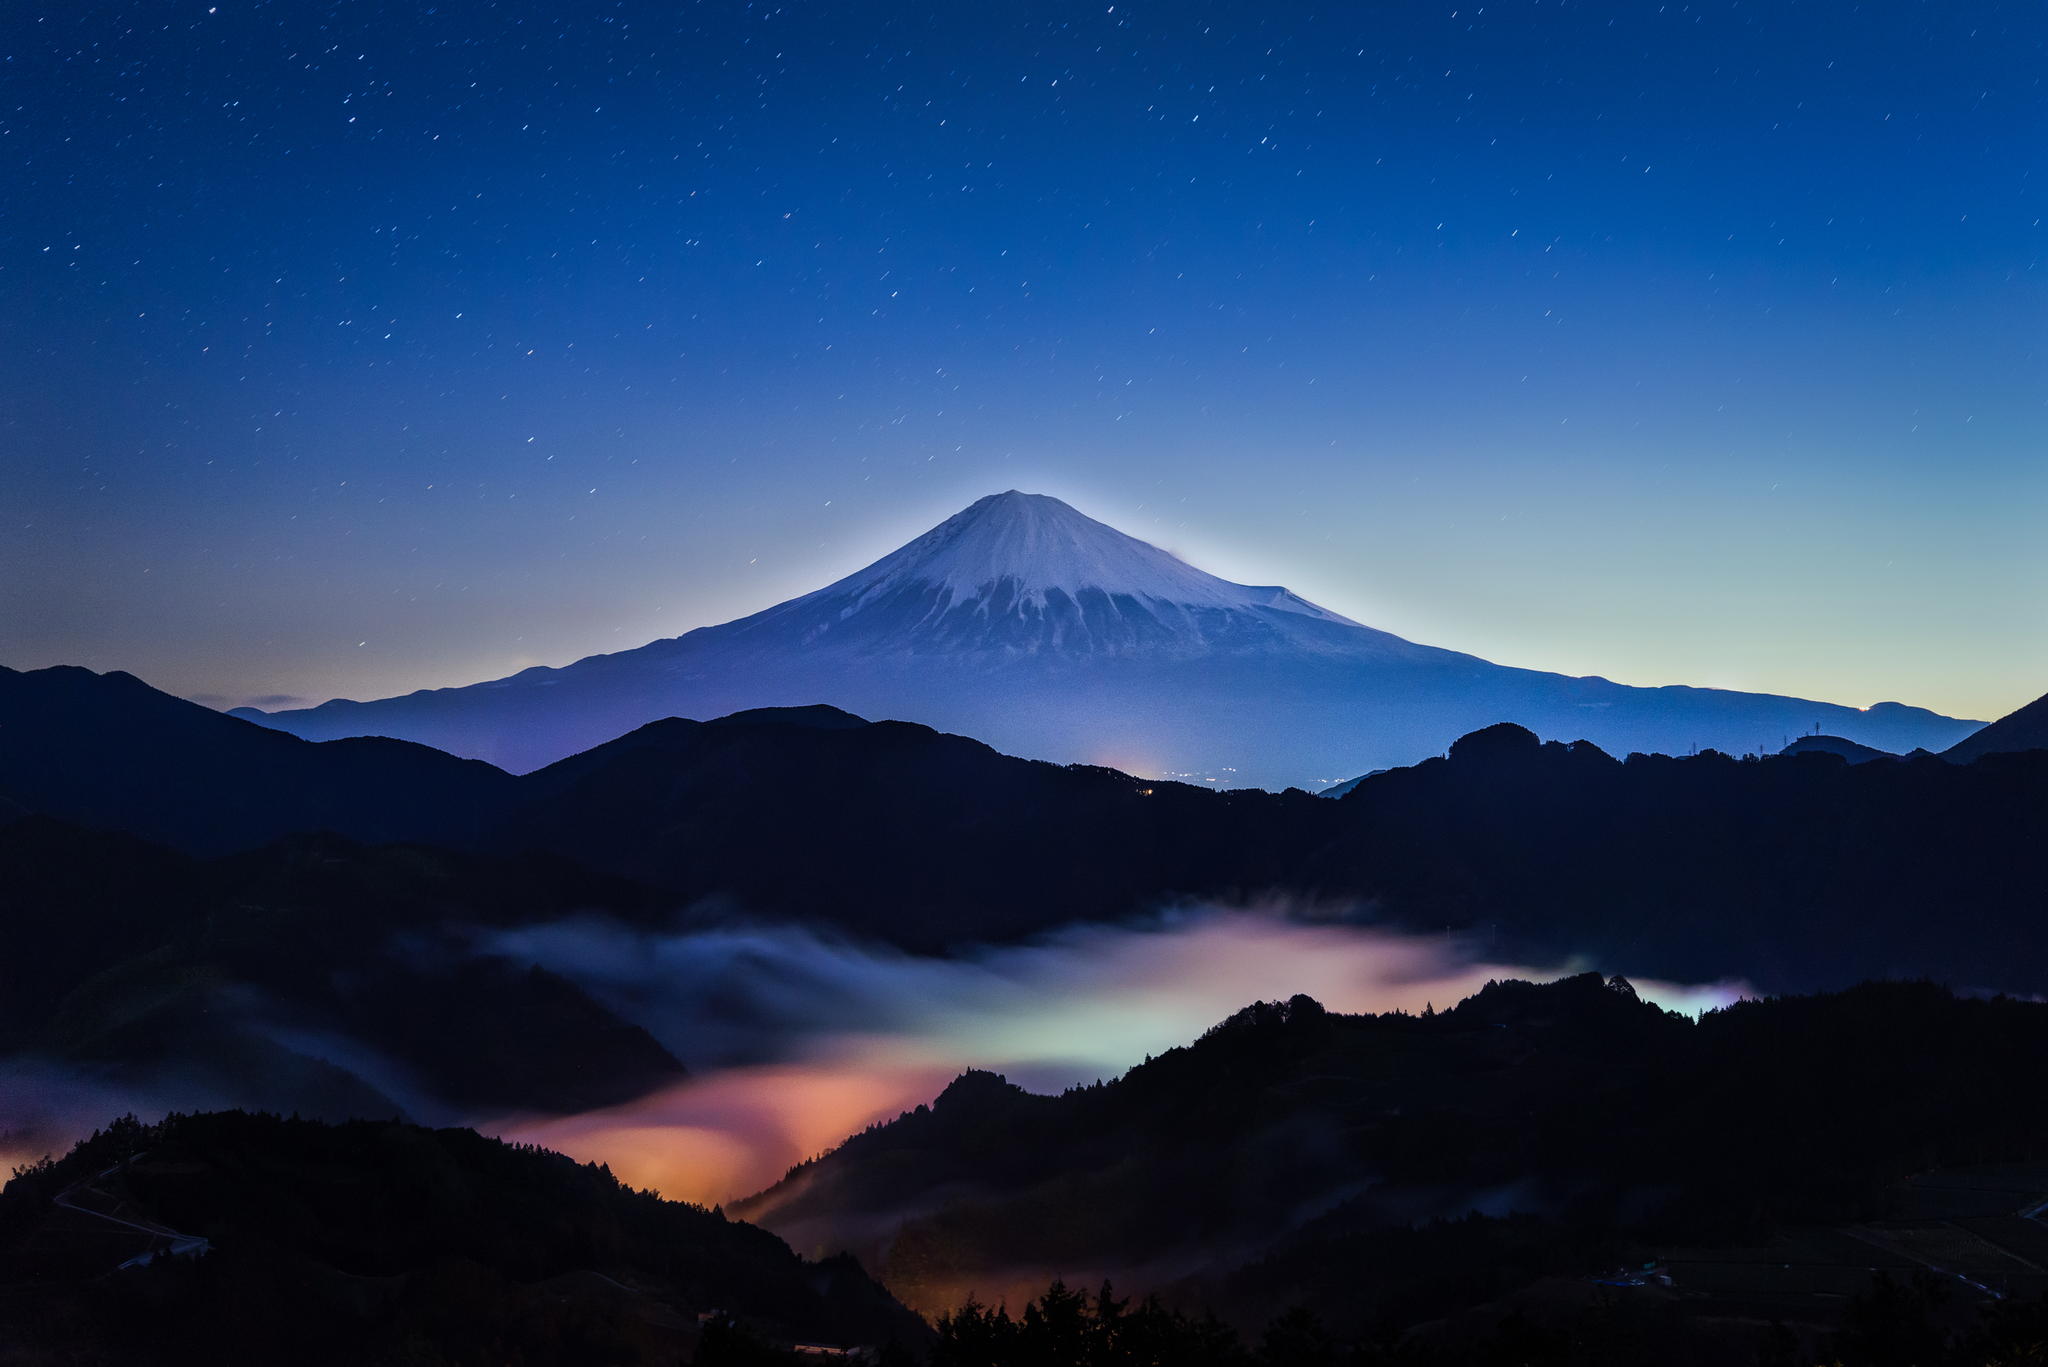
[498,1056,959,1206]
[485,913,1747,1207]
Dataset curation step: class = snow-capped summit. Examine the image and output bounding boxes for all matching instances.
[236,492,1983,786]
[810,490,1356,627]
[738,490,1370,658]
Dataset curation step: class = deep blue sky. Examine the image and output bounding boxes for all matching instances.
[4,0,2042,721]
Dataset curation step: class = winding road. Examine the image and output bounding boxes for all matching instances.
[50,1154,212,1270]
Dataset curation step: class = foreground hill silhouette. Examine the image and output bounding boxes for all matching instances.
[3,664,2045,986]
[1944,687,2048,763]
[0,664,511,856]
[15,992,2048,1366]
[229,492,1980,787]
[1309,720,2048,989]
[1777,733,1898,763]
[738,975,2048,1359]
[0,1111,927,1365]
[4,669,2048,1363]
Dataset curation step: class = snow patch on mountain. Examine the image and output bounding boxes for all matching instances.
[798,491,1360,627]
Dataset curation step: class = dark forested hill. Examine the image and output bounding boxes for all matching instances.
[0,666,1323,950]
[5,665,2046,986]
[1778,733,1897,763]
[1303,721,2048,990]
[737,976,2048,1343]
[0,664,513,855]
[1945,688,2048,763]
[496,707,1318,947]
[0,1111,928,1365]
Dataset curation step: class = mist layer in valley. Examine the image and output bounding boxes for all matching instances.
[488,909,1744,1204]
[1,906,1742,1209]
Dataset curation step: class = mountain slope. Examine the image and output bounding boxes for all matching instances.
[1301,724,2048,990]
[734,977,2048,1337]
[0,1111,928,1364]
[235,492,1981,787]
[1780,734,1898,764]
[0,664,512,855]
[1945,688,2048,762]
[497,705,1321,949]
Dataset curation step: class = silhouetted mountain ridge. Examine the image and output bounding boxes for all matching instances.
[0,663,510,856]
[1779,734,1898,763]
[1946,688,2048,762]
[0,1110,927,1365]
[4,663,2045,987]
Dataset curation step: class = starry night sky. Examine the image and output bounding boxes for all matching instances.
[4,0,2042,720]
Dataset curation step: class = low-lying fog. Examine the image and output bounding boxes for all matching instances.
[0,906,1745,1206]
[483,908,1746,1206]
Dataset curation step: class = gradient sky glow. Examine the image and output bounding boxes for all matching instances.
[4,1,2043,721]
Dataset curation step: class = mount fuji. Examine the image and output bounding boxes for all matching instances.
[235,491,1981,788]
